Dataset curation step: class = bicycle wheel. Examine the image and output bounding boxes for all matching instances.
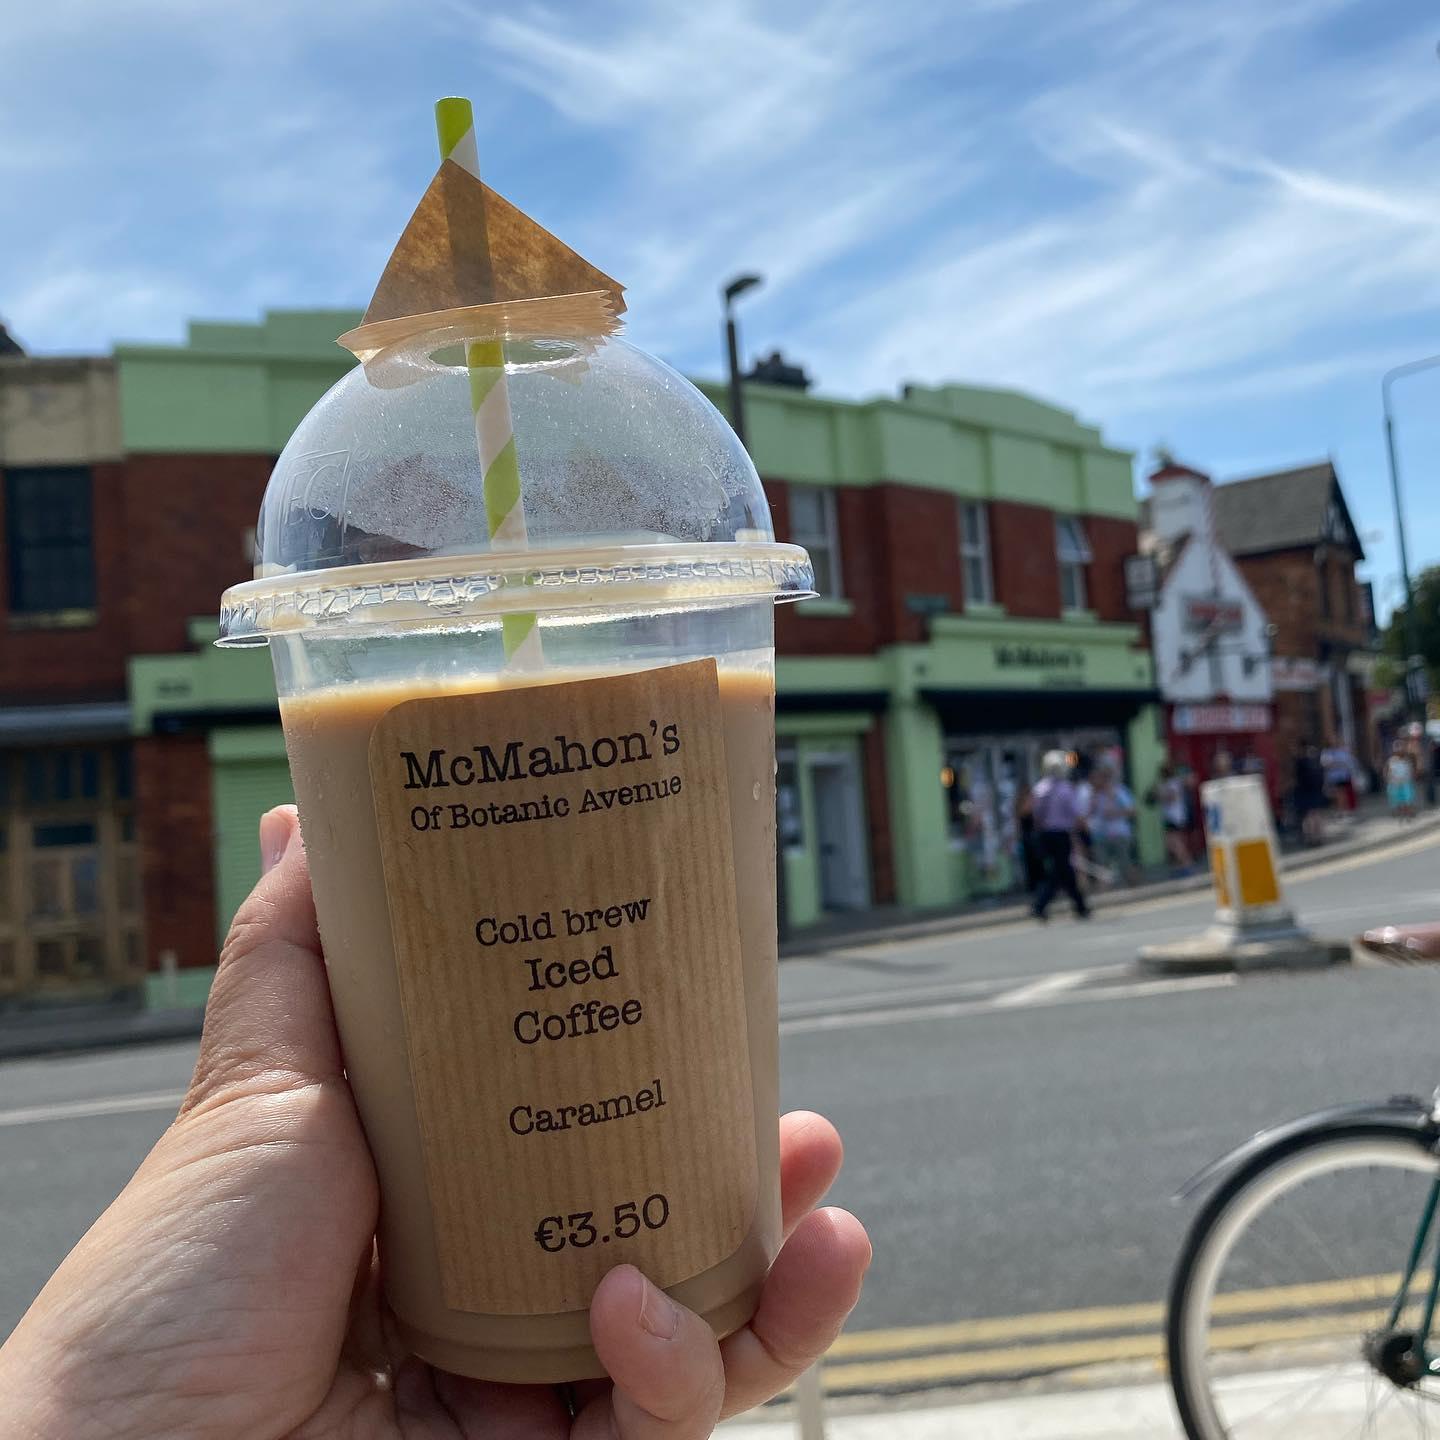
[1169,1122,1440,1439]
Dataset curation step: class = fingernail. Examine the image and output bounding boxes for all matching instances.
[259,807,295,875]
[637,1273,680,1340]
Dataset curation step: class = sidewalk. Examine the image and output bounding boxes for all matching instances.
[725,1361,1415,1438]
[781,800,1440,959]
[725,1377,1180,1438]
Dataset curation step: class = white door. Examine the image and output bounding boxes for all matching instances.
[810,753,871,911]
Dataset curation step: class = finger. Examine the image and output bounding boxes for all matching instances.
[576,1265,725,1440]
[779,1111,844,1239]
[718,1207,870,1419]
[184,806,344,1111]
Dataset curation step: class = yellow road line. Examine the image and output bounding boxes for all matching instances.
[830,1272,1416,1359]
[830,1302,1165,1358]
[827,1331,1165,1390]
[825,1308,1417,1391]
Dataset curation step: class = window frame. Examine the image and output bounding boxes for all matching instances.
[788,484,844,600]
[958,499,994,607]
[4,466,97,622]
[776,739,805,855]
[1055,514,1092,613]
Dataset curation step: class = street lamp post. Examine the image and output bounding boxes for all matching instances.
[723,273,762,448]
[1382,355,1440,801]
[719,273,793,940]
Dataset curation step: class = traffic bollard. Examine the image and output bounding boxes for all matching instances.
[1202,775,1290,932]
[1140,774,1343,971]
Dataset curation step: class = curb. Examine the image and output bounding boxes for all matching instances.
[1137,934,1350,976]
[1281,811,1440,877]
[780,812,1440,960]
[0,1007,205,1062]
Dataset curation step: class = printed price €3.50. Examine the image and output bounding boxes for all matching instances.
[533,1194,671,1252]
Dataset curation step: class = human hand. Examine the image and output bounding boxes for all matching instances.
[0,806,870,1440]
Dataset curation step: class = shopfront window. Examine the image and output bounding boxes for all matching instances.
[789,486,843,599]
[959,500,993,605]
[1056,514,1092,612]
[943,742,1027,882]
[0,745,142,1000]
[943,730,1127,891]
[4,467,96,617]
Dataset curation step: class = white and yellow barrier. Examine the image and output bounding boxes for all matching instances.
[1201,776,1291,932]
[1140,773,1337,971]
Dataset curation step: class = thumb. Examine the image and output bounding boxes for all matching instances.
[184,805,345,1112]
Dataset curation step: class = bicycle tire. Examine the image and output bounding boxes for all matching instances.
[1167,1118,1439,1440]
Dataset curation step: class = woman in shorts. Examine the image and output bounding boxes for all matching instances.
[1387,740,1417,821]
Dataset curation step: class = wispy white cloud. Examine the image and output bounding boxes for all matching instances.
[2,0,1439,587]
[782,2,1440,429]
[440,0,980,363]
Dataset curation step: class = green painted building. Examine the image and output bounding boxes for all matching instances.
[123,311,1160,956]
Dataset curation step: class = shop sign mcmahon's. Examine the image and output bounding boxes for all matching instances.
[994,643,1086,673]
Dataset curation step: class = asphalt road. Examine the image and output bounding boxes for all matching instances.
[3,828,1440,1355]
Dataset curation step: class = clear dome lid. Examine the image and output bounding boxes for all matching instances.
[217,332,812,645]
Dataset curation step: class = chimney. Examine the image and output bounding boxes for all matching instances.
[743,349,811,391]
[1148,451,1210,489]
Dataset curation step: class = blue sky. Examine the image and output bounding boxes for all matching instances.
[4,0,1439,613]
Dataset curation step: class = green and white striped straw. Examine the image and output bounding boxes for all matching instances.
[435,96,542,667]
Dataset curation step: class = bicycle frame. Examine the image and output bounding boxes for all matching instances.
[1387,1175,1440,1372]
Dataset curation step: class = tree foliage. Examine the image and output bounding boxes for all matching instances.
[1382,564,1440,692]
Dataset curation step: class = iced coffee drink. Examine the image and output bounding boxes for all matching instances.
[218,99,812,1379]
[220,331,812,1380]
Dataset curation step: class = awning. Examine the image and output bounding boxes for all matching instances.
[0,702,131,743]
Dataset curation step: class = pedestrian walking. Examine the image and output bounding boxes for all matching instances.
[1294,746,1328,845]
[1072,757,1097,895]
[1322,743,1357,814]
[1386,740,1417,821]
[1027,750,1090,921]
[1150,761,1193,872]
[1014,781,1045,893]
[1088,764,1137,887]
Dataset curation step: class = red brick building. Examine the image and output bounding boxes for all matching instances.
[1210,462,1377,793]
[3,315,1160,1005]
[0,348,279,1004]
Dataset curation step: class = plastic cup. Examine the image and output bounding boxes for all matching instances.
[219,331,812,1382]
